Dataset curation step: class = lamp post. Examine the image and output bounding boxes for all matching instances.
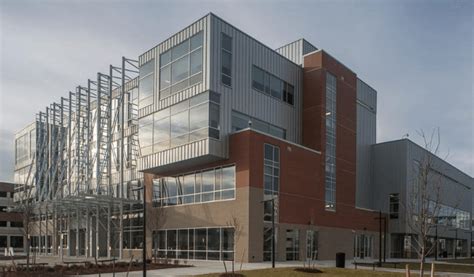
[261,197,276,268]
[374,211,387,266]
[132,182,147,277]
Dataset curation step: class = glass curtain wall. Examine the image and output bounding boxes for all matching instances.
[152,227,234,261]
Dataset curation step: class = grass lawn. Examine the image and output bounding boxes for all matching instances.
[380,262,474,274]
[198,267,405,277]
[442,258,474,264]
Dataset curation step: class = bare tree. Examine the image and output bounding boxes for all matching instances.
[404,128,456,276]
[223,214,243,276]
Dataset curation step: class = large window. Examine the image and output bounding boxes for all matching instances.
[221,33,232,87]
[15,133,30,164]
[231,111,286,139]
[153,227,234,261]
[139,91,220,155]
[263,226,277,261]
[139,59,155,108]
[286,229,300,261]
[264,144,279,223]
[251,65,294,105]
[152,165,235,207]
[325,72,337,211]
[159,32,203,99]
[10,236,24,248]
[389,193,399,219]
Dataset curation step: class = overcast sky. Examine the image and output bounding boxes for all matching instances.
[0,0,472,182]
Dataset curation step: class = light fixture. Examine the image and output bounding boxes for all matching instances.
[326,112,331,116]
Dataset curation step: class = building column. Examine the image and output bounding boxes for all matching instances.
[67,212,71,256]
[86,207,90,258]
[76,209,80,257]
[96,205,99,258]
[107,205,111,258]
[119,203,123,259]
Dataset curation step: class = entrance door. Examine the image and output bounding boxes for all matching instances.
[354,234,374,259]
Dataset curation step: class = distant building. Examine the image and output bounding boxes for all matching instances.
[0,182,25,255]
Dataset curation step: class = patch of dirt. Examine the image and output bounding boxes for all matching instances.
[219,273,245,277]
[294,267,323,274]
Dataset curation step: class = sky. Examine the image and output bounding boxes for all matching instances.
[0,0,472,181]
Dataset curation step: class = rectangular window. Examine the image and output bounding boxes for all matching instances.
[264,144,280,197]
[286,229,299,261]
[263,226,277,261]
[251,65,294,105]
[139,59,155,109]
[0,192,7,198]
[231,111,286,139]
[221,33,232,87]
[152,165,235,207]
[153,227,233,261]
[10,236,24,248]
[159,32,203,99]
[10,221,23,228]
[0,221,6,227]
[0,236,6,247]
[389,193,400,219]
[324,72,337,211]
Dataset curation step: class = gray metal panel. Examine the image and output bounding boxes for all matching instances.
[209,14,303,162]
[275,39,318,66]
[372,139,473,238]
[356,78,377,209]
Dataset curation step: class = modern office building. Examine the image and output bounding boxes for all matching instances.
[0,182,25,255]
[12,13,472,262]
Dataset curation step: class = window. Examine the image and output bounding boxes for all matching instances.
[154,227,233,261]
[231,111,286,139]
[153,165,235,207]
[251,65,294,105]
[0,236,6,247]
[286,229,299,261]
[264,144,280,196]
[263,226,277,261]
[10,221,23,228]
[0,192,7,198]
[139,59,155,108]
[221,33,232,86]
[354,234,373,259]
[0,221,6,227]
[159,32,203,99]
[15,133,30,164]
[389,193,399,219]
[264,144,280,223]
[10,236,24,248]
[138,114,153,156]
[141,91,221,154]
[324,72,337,211]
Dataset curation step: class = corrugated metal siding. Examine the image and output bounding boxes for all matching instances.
[138,138,223,171]
[209,14,304,161]
[356,78,377,209]
[275,39,318,66]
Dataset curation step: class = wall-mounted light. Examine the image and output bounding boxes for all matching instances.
[325,112,331,116]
